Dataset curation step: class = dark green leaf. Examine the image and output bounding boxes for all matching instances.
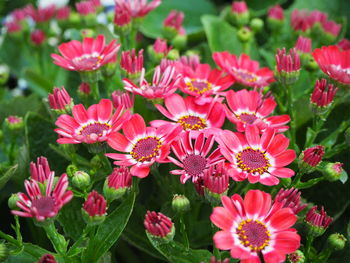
[22,68,53,97]
[0,165,18,190]
[246,0,286,15]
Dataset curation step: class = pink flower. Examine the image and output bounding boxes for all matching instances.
[295,36,312,54]
[5,22,22,33]
[153,38,172,56]
[276,48,301,73]
[225,89,290,132]
[169,131,224,183]
[274,188,307,215]
[83,191,107,217]
[56,6,71,20]
[120,49,143,75]
[112,91,134,111]
[51,35,120,72]
[38,254,57,263]
[114,0,161,18]
[203,162,229,194]
[55,99,130,144]
[337,38,350,50]
[310,79,337,108]
[217,125,296,185]
[213,51,275,88]
[114,5,131,27]
[30,156,52,183]
[76,1,96,16]
[30,30,46,45]
[301,145,325,167]
[12,173,73,221]
[106,114,182,178]
[123,65,180,100]
[231,1,248,14]
[291,9,312,32]
[178,63,234,104]
[106,166,132,190]
[28,4,56,23]
[79,83,91,94]
[313,45,350,85]
[210,190,300,262]
[305,206,332,232]
[268,5,284,20]
[144,211,174,238]
[151,93,225,133]
[163,10,186,35]
[322,20,341,37]
[48,86,73,111]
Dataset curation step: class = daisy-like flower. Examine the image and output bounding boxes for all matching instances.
[151,93,225,133]
[225,89,290,132]
[114,0,161,19]
[178,63,234,105]
[211,189,300,263]
[30,156,52,183]
[168,131,224,183]
[51,35,120,72]
[213,51,275,88]
[11,173,73,221]
[106,114,182,178]
[123,65,181,100]
[55,99,130,144]
[312,45,350,86]
[217,125,296,186]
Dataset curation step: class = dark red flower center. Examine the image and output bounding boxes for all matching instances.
[237,219,270,252]
[32,196,56,217]
[232,68,258,83]
[183,154,207,178]
[186,79,212,94]
[178,115,207,130]
[236,147,270,174]
[131,136,162,162]
[79,122,111,137]
[73,55,103,70]
[238,113,258,124]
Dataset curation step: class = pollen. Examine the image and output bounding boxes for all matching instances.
[235,147,271,175]
[177,115,207,130]
[130,136,162,162]
[185,79,213,95]
[236,219,270,252]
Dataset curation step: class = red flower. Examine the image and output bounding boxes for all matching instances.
[76,1,96,16]
[38,254,57,263]
[225,89,290,132]
[313,45,350,85]
[12,173,73,221]
[203,162,229,194]
[83,191,107,217]
[144,211,174,238]
[231,1,248,14]
[114,5,131,27]
[337,38,350,51]
[51,35,120,72]
[295,36,312,54]
[151,93,225,133]
[305,206,332,236]
[48,86,73,112]
[27,4,56,23]
[163,10,186,35]
[30,156,52,183]
[301,145,325,167]
[268,5,284,21]
[178,63,234,105]
[106,166,132,190]
[123,65,180,100]
[169,131,224,183]
[5,22,22,33]
[213,52,275,88]
[121,49,144,76]
[217,125,296,185]
[274,188,307,215]
[31,30,45,45]
[111,91,134,111]
[152,38,172,56]
[56,6,71,20]
[114,0,161,18]
[291,9,312,32]
[310,79,337,108]
[211,190,300,263]
[106,114,182,178]
[55,99,130,144]
[276,48,301,73]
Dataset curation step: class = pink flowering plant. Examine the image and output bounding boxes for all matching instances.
[0,1,350,263]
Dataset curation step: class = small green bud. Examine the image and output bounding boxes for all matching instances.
[69,12,81,26]
[162,26,178,41]
[0,64,10,85]
[72,171,91,190]
[4,116,23,131]
[166,49,180,60]
[172,194,190,213]
[267,17,284,32]
[66,164,78,178]
[305,57,319,72]
[327,233,347,251]
[323,162,345,182]
[287,250,305,263]
[8,193,20,210]
[250,18,264,33]
[0,242,9,262]
[237,27,252,43]
[171,34,187,50]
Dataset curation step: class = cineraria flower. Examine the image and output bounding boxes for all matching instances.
[76,1,96,16]
[313,45,350,86]
[225,89,290,132]
[30,156,52,183]
[104,166,132,201]
[48,86,73,113]
[38,254,57,263]
[299,145,325,168]
[337,38,350,50]
[305,206,332,237]
[114,0,161,19]
[276,48,301,85]
[268,5,284,21]
[151,93,225,132]
[123,65,180,100]
[169,131,224,183]
[213,51,275,88]
[178,63,234,105]
[211,189,300,263]
[82,191,107,225]
[12,173,73,221]
[144,211,174,240]
[51,35,120,72]
[30,30,45,46]
[163,10,186,36]
[120,49,144,77]
[295,36,312,54]
[291,9,312,32]
[217,125,296,185]
[151,38,172,57]
[106,114,182,178]
[274,188,307,215]
[310,79,337,108]
[55,99,130,144]
[27,4,56,23]
[111,91,134,111]
[56,6,71,20]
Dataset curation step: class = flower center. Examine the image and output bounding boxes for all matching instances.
[232,68,259,83]
[236,219,270,252]
[178,115,207,130]
[238,113,258,124]
[79,122,111,137]
[186,79,212,95]
[32,196,56,217]
[236,147,270,174]
[73,54,103,70]
[183,154,207,178]
[131,136,162,162]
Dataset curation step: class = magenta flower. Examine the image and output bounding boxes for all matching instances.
[144,211,174,238]
[30,156,52,183]
[48,86,73,112]
[114,0,161,18]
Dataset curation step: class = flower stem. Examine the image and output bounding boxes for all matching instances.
[43,222,68,255]
[179,215,190,250]
[304,235,314,262]
[291,171,305,187]
[211,223,220,260]
[286,85,296,151]
[89,81,100,101]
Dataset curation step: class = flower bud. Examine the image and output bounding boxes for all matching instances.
[31,29,46,46]
[171,34,187,50]
[48,86,73,114]
[162,10,185,41]
[120,49,143,80]
[237,27,252,43]
[305,57,319,72]
[114,6,131,34]
[250,18,264,33]
[323,162,345,182]
[267,5,284,32]
[0,64,10,85]
[327,233,346,251]
[287,250,305,263]
[305,206,332,237]
[103,167,132,202]
[78,82,91,97]
[0,243,8,262]
[172,194,190,213]
[66,164,78,178]
[274,188,306,215]
[38,253,56,263]
[72,171,91,190]
[310,79,337,116]
[148,38,172,64]
[203,163,229,205]
[4,115,23,131]
[8,193,20,210]
[229,1,249,27]
[112,91,134,112]
[144,211,175,243]
[82,191,107,225]
[276,48,301,85]
[298,145,325,173]
[166,49,180,60]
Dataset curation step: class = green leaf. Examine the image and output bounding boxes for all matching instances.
[0,165,18,190]
[201,15,242,55]
[339,169,348,184]
[140,0,216,38]
[4,243,52,263]
[82,191,136,263]
[22,68,53,97]
[146,236,212,263]
[246,0,287,15]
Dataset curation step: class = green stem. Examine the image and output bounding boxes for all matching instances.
[211,223,220,261]
[318,247,332,262]
[43,222,68,255]
[14,216,22,243]
[286,85,296,151]
[179,216,189,250]
[304,236,314,262]
[129,27,138,49]
[89,81,100,101]
[291,171,305,187]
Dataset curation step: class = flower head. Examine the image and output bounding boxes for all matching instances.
[169,131,224,183]
[38,254,57,263]
[28,4,56,23]
[274,188,307,215]
[12,173,73,221]
[48,86,73,113]
[295,36,312,54]
[231,1,248,14]
[30,156,52,183]
[5,115,23,130]
[152,38,172,57]
[51,35,120,72]
[112,91,134,111]
[337,38,350,51]
[213,51,274,88]
[268,5,284,21]
[106,114,182,178]
[56,6,71,20]
[310,79,337,110]
[120,49,144,77]
[163,10,186,36]
[104,166,132,201]
[276,48,301,85]
[114,5,132,28]
[55,99,130,144]
[123,65,180,100]
[82,191,107,225]
[151,93,225,133]
[144,211,174,239]
[300,145,325,169]
[76,1,96,16]
[211,190,300,262]
[225,89,290,132]
[114,0,161,18]
[203,162,229,195]
[31,30,46,45]
[305,206,332,237]
[218,125,296,185]
[313,45,350,86]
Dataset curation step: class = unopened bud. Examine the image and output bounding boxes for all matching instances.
[237,27,252,43]
[287,250,305,263]
[327,233,346,251]
[250,18,264,33]
[8,193,20,210]
[0,243,9,262]
[72,171,91,190]
[172,194,190,213]
[323,162,346,182]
